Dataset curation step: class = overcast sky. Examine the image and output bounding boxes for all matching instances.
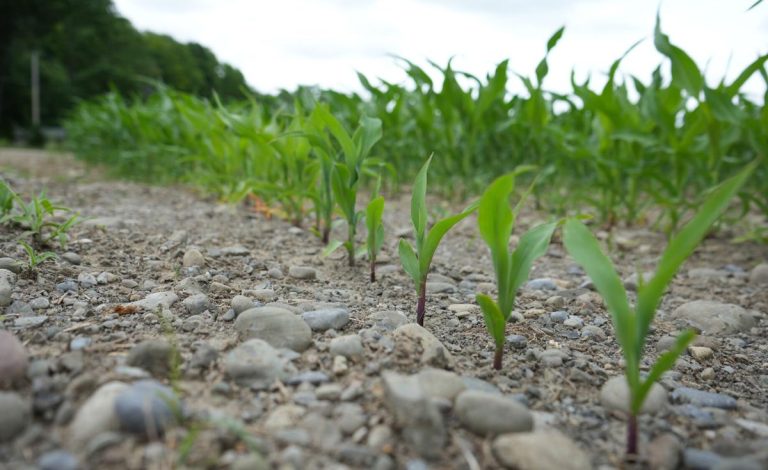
[112,0,767,96]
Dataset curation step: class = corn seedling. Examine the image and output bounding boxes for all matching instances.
[366,194,385,282]
[4,191,79,248]
[562,160,756,457]
[475,172,558,370]
[310,104,383,266]
[18,240,57,274]
[399,156,479,326]
[0,178,15,218]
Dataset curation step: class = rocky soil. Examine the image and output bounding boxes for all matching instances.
[1,149,767,470]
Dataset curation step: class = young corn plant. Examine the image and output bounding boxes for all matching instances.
[399,156,479,326]
[4,191,79,248]
[311,105,383,266]
[18,240,57,276]
[475,173,558,370]
[365,194,385,282]
[562,160,756,458]
[0,178,15,218]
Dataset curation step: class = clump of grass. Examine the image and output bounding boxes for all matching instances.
[562,160,757,457]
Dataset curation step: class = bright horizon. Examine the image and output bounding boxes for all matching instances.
[112,0,767,97]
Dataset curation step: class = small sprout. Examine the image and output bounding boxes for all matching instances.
[18,240,57,276]
[562,160,757,458]
[365,195,385,282]
[399,155,478,326]
[475,171,558,370]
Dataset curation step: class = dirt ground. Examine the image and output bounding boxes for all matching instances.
[1,149,766,470]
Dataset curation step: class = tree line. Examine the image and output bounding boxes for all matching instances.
[0,0,251,139]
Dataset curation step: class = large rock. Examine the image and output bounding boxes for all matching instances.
[381,371,446,459]
[0,392,30,442]
[669,300,756,334]
[455,390,533,435]
[125,339,180,379]
[600,375,667,414]
[115,380,181,439]
[417,368,466,401]
[750,263,768,285]
[66,381,128,448]
[492,431,592,470]
[0,268,16,307]
[393,324,454,368]
[225,339,291,388]
[234,307,312,352]
[0,330,28,388]
[301,308,350,331]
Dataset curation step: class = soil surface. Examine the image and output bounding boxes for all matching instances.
[1,149,767,470]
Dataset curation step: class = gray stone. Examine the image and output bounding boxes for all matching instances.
[647,433,682,470]
[69,336,92,351]
[56,279,78,292]
[506,334,528,349]
[381,371,446,459]
[393,323,454,368]
[600,375,667,414]
[334,403,367,435]
[426,281,456,294]
[77,272,97,288]
[37,450,80,470]
[61,252,82,265]
[250,289,276,302]
[130,291,179,312]
[461,376,500,394]
[182,249,205,268]
[302,308,350,331]
[220,245,250,256]
[455,390,533,435]
[288,266,317,280]
[329,334,364,360]
[0,330,28,387]
[231,454,269,470]
[749,263,768,285]
[286,371,330,385]
[231,295,255,315]
[182,293,210,315]
[115,380,181,438]
[669,300,756,334]
[683,448,723,470]
[13,315,47,328]
[0,268,16,306]
[417,368,466,401]
[67,382,128,448]
[369,310,408,330]
[29,296,50,310]
[563,316,584,328]
[526,278,558,291]
[492,431,591,470]
[126,339,180,378]
[550,310,568,323]
[0,258,23,274]
[97,272,117,284]
[0,392,30,442]
[234,307,312,352]
[225,339,289,388]
[670,387,737,409]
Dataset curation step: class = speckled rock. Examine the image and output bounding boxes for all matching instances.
[492,431,591,470]
[234,307,312,352]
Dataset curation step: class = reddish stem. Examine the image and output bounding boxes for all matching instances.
[493,345,503,370]
[416,280,427,326]
[627,413,638,457]
[370,260,376,283]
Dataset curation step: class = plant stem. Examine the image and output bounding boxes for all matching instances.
[416,278,427,326]
[322,225,330,245]
[370,259,376,283]
[626,413,638,457]
[493,345,503,370]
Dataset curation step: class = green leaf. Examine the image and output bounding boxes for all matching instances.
[322,239,344,257]
[419,200,479,275]
[563,219,636,362]
[635,160,757,345]
[507,221,558,313]
[654,14,703,97]
[632,329,696,413]
[398,239,420,287]
[476,294,506,347]
[411,155,432,240]
[546,26,565,52]
[478,174,516,263]
[354,116,383,164]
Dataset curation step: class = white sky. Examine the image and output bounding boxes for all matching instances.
[112,0,768,96]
